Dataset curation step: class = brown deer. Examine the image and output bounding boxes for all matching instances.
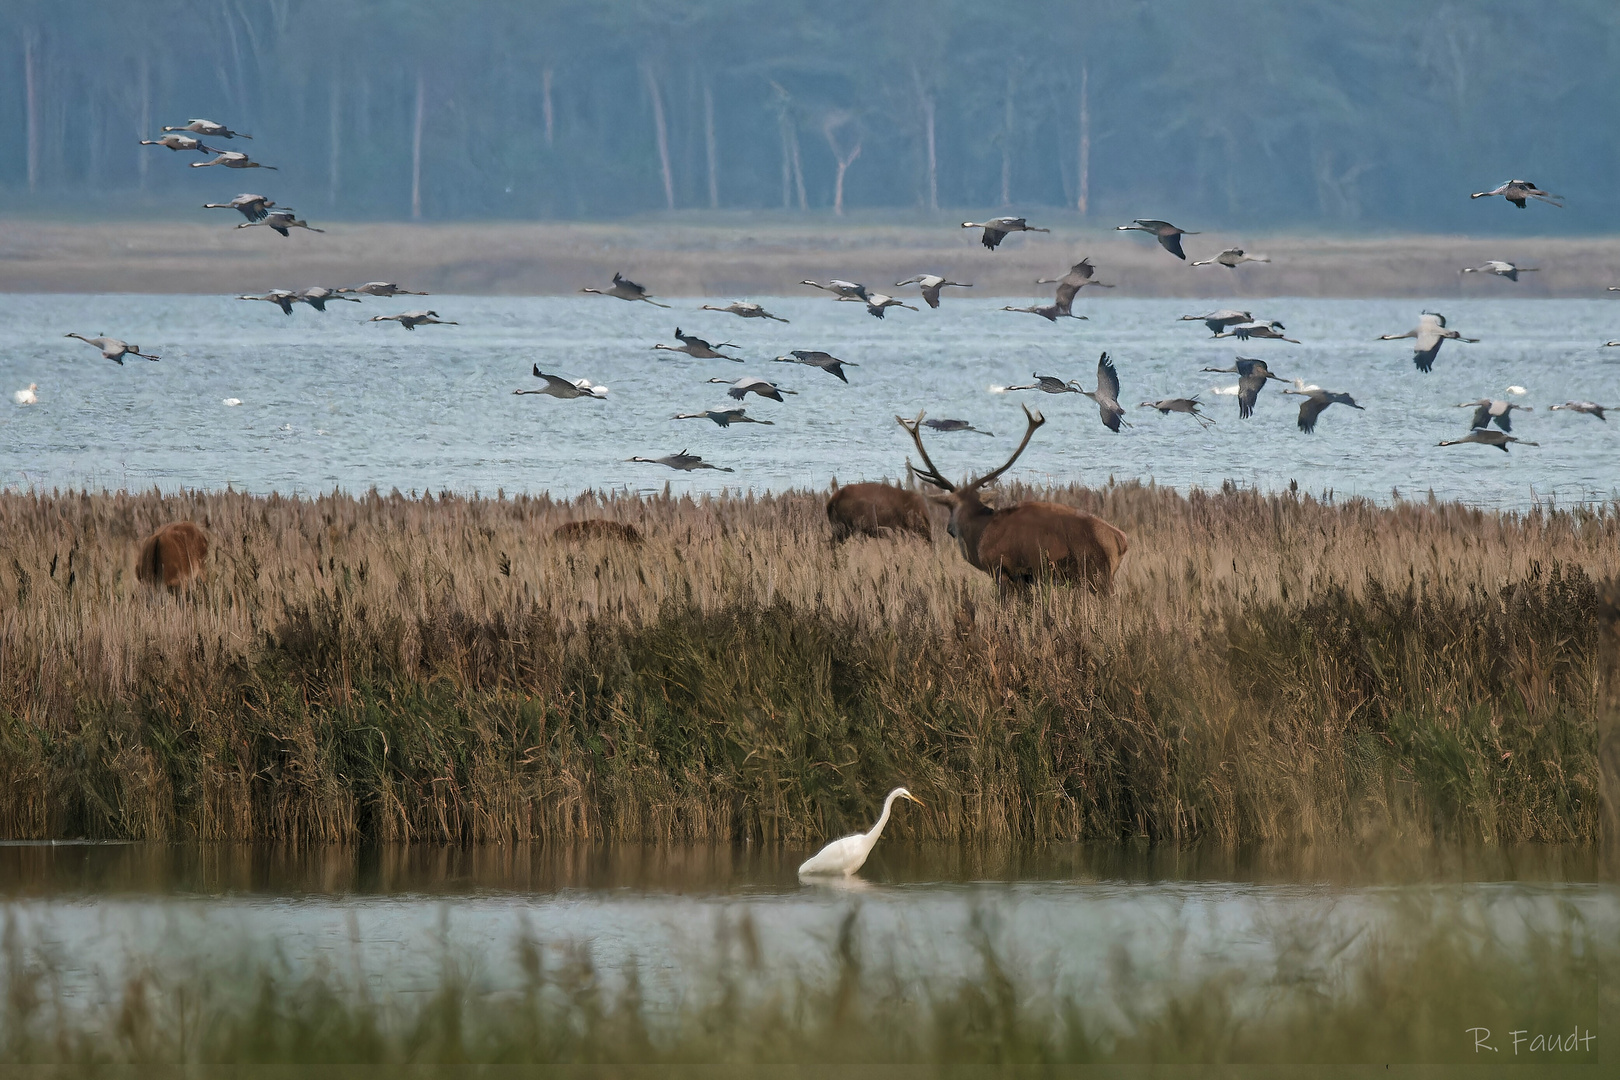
[899,405,1128,591]
[135,521,209,590]
[826,482,931,542]
[551,519,645,544]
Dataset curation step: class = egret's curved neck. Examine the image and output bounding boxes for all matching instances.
[866,790,903,841]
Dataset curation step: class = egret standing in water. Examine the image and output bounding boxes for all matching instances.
[798,787,925,877]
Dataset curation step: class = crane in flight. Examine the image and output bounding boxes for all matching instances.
[894,274,972,309]
[1469,180,1562,208]
[961,217,1049,250]
[581,272,670,306]
[1116,219,1199,259]
[1378,312,1479,372]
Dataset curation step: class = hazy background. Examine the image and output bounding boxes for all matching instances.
[3,0,1616,231]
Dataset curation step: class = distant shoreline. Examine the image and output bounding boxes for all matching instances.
[6,219,1620,298]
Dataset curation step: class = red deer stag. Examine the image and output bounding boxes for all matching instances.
[136,521,209,590]
[899,405,1128,591]
[826,482,932,542]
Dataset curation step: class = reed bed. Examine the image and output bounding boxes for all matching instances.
[0,483,1615,844]
[1,900,1609,1066]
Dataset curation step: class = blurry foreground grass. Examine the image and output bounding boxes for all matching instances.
[1,895,1610,1066]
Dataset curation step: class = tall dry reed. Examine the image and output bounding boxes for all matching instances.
[0,483,1614,844]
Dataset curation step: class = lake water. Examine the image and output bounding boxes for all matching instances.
[3,842,1613,1051]
[2,294,1617,509]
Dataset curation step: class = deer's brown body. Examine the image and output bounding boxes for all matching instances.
[551,519,645,544]
[136,521,209,590]
[826,482,931,542]
[900,406,1128,592]
[966,500,1128,590]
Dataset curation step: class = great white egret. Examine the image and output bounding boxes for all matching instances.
[798,787,924,877]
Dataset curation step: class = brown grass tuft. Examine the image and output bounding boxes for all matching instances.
[0,483,1613,844]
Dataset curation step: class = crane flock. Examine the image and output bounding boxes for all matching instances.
[37,118,1618,485]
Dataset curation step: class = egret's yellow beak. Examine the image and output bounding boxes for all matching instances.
[906,794,926,808]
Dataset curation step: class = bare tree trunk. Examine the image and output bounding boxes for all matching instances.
[642,64,675,211]
[542,68,554,147]
[1077,64,1090,216]
[137,54,151,190]
[328,74,341,208]
[789,126,806,210]
[919,86,938,211]
[1223,128,1238,215]
[832,141,861,216]
[411,70,425,220]
[823,118,861,217]
[910,65,939,211]
[87,93,102,185]
[220,2,247,117]
[1000,70,1016,207]
[24,32,40,193]
[779,119,792,208]
[703,82,719,209]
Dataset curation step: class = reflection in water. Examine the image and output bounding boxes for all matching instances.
[798,871,874,893]
[2,841,1612,897]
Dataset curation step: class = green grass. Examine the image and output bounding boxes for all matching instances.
[1,485,1616,844]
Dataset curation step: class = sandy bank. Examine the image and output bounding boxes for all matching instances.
[6,217,1620,297]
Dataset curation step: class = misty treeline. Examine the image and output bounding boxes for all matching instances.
[3,0,1616,230]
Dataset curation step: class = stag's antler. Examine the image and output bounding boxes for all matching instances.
[896,410,957,492]
[963,405,1045,492]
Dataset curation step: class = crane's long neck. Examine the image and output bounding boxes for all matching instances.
[866,790,903,841]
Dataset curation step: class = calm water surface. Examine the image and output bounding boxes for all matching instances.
[3,294,1618,508]
[3,843,1613,1024]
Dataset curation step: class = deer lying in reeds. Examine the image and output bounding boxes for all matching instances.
[135,522,209,590]
[826,482,932,542]
[899,405,1128,591]
[551,519,645,544]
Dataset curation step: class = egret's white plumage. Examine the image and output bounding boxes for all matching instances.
[797,788,923,877]
[13,383,38,405]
